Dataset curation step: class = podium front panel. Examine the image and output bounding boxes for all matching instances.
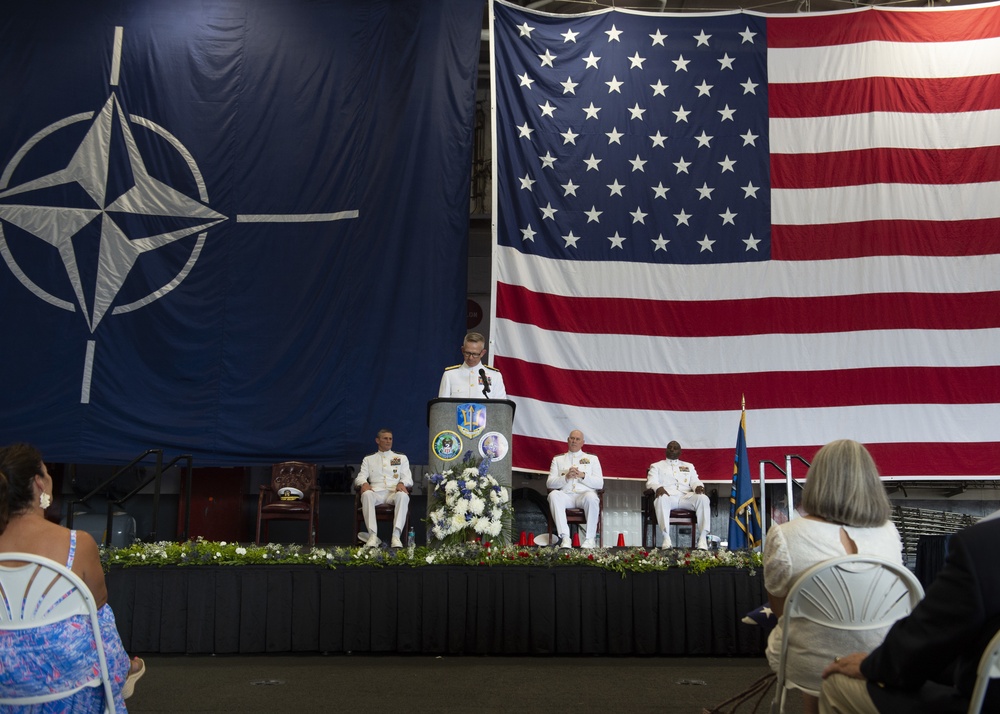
[426,398,515,544]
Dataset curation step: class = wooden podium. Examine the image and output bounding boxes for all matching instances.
[426,398,516,543]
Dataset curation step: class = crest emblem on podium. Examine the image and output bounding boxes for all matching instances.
[456,403,487,438]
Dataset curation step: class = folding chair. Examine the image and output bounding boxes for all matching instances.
[968,628,1000,714]
[771,555,924,714]
[0,552,116,713]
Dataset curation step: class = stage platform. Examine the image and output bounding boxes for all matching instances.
[108,564,767,656]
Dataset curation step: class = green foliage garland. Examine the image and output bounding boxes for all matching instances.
[101,537,762,576]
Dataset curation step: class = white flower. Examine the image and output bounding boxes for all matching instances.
[462,468,479,479]
[468,495,485,515]
[235,547,247,555]
[219,541,227,546]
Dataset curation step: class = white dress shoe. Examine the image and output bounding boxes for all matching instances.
[696,536,709,550]
[365,533,381,548]
[581,538,596,549]
[659,534,672,549]
[558,534,572,548]
[390,536,403,548]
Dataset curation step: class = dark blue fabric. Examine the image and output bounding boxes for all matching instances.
[0,0,483,464]
[493,2,770,265]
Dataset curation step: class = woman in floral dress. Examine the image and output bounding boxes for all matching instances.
[0,443,145,712]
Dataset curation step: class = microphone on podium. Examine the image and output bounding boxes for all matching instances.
[479,368,491,398]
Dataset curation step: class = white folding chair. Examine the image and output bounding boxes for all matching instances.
[0,552,116,713]
[968,628,1000,713]
[771,555,924,714]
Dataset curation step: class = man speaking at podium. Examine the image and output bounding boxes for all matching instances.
[438,332,506,399]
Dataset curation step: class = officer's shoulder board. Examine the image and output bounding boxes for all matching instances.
[444,364,462,371]
[482,363,501,373]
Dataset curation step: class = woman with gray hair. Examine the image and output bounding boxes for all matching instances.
[762,439,902,714]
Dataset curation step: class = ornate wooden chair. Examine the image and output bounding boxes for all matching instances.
[641,488,697,548]
[256,461,319,546]
[545,488,604,546]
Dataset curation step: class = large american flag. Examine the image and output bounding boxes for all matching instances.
[490,0,1000,481]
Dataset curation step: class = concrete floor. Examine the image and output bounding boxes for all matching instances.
[124,654,806,713]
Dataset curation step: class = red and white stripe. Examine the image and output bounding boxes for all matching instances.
[492,2,1000,481]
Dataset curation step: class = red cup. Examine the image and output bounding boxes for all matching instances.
[617,533,626,547]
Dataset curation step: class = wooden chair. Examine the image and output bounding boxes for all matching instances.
[546,488,604,546]
[354,487,412,545]
[256,461,319,546]
[641,489,697,548]
[0,553,117,712]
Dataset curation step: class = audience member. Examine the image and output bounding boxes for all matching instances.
[0,443,144,711]
[546,429,603,548]
[645,440,710,550]
[354,428,413,548]
[438,331,506,399]
[820,515,1000,713]
[763,439,901,714]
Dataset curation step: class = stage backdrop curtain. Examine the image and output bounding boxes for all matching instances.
[0,0,482,464]
[490,0,1000,480]
[107,565,767,655]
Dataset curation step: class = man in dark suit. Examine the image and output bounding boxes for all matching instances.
[819,515,1000,713]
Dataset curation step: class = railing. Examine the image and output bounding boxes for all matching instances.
[66,449,192,546]
[757,456,810,547]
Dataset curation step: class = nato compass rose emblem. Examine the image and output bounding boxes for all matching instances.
[0,26,357,404]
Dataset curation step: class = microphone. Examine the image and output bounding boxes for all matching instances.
[479,368,491,397]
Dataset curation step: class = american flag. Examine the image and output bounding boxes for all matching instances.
[490,0,1000,481]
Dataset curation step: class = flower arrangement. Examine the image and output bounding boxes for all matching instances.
[426,451,511,546]
[100,537,763,576]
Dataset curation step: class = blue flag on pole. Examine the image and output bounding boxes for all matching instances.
[728,407,761,549]
[0,0,483,465]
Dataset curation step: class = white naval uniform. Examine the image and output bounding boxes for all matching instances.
[645,458,710,543]
[354,449,413,536]
[437,363,506,399]
[546,450,604,542]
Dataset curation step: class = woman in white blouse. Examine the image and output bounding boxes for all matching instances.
[763,439,902,714]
